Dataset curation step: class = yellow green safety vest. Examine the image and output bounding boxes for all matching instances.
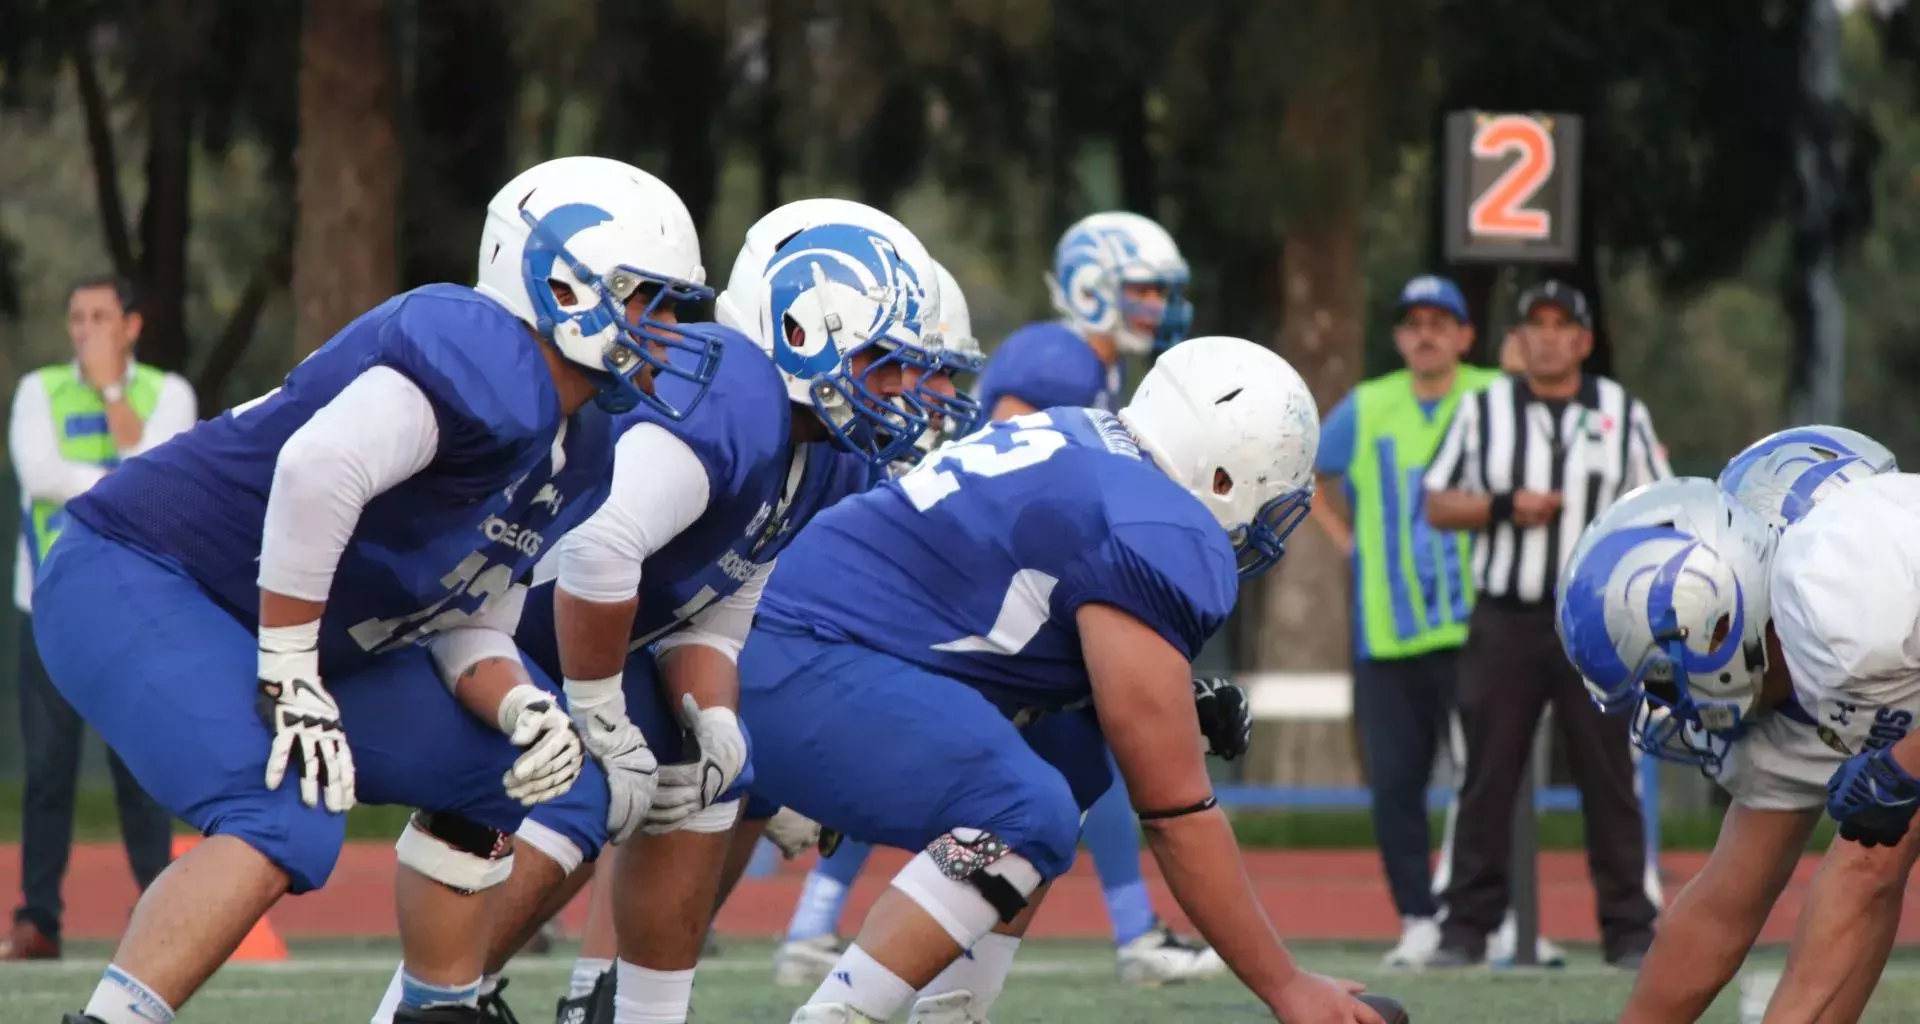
[24,364,164,567]
[1349,366,1500,660]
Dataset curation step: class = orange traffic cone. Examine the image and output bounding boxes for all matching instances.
[169,836,290,962]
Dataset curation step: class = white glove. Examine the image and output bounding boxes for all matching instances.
[645,694,749,834]
[257,621,355,813]
[566,675,660,843]
[763,807,823,859]
[496,684,584,806]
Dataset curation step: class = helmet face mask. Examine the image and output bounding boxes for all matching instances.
[477,157,717,419]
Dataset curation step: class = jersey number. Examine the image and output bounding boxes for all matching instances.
[898,416,1068,512]
[347,552,516,655]
[1467,114,1555,240]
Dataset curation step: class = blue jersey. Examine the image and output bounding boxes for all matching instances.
[69,284,616,674]
[522,330,874,655]
[758,408,1238,714]
[976,322,1122,415]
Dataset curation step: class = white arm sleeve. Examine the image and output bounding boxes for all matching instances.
[9,374,108,504]
[124,372,199,457]
[427,582,530,688]
[551,422,711,603]
[653,557,774,664]
[257,366,441,602]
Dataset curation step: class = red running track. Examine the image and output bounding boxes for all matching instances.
[9,842,1920,943]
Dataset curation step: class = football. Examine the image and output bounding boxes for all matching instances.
[1362,993,1411,1024]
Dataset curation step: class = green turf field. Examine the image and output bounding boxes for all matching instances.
[7,940,1920,1024]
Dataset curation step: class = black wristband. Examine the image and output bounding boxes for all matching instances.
[1136,795,1219,821]
[1489,492,1515,524]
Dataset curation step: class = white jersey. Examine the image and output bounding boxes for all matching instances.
[1714,473,1920,810]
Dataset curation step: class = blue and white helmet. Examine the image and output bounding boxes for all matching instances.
[1046,211,1192,356]
[1717,425,1897,531]
[715,198,939,466]
[475,156,718,418]
[1556,478,1778,768]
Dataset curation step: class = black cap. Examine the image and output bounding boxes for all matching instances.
[1516,280,1592,329]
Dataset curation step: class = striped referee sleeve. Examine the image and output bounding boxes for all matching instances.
[1623,398,1671,489]
[1424,391,1482,493]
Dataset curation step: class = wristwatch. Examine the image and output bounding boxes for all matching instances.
[99,382,125,404]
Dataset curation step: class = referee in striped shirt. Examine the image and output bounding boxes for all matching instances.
[1421,280,1669,968]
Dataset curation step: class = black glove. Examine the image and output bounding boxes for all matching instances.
[1838,804,1920,848]
[1192,676,1252,761]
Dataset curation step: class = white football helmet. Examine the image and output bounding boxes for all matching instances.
[1555,478,1778,768]
[715,198,940,466]
[1046,211,1193,356]
[475,156,716,418]
[1717,425,1897,531]
[1118,336,1317,577]
[914,261,985,452]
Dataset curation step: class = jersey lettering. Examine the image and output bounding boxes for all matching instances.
[899,413,1069,512]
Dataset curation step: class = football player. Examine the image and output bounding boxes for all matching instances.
[370,199,940,1024]
[33,156,718,1024]
[1556,430,1920,1024]
[736,336,1384,1024]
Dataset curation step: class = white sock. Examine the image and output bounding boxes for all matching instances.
[85,965,176,1024]
[571,957,614,1000]
[613,959,695,1024]
[918,932,1020,1017]
[808,943,916,1020]
[786,872,850,941]
[478,973,500,998]
[398,971,481,1010]
[372,965,404,1024]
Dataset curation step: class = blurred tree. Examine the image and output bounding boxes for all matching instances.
[399,0,518,289]
[291,0,400,357]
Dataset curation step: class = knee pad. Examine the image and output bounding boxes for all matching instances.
[892,829,1043,947]
[396,811,514,895]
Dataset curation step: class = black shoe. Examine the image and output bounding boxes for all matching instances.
[60,1015,106,1024]
[479,977,524,1024]
[395,1006,486,1023]
[1605,933,1653,970]
[1426,943,1487,968]
[553,967,615,1024]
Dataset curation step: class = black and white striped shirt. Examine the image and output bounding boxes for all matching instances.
[1423,374,1670,604]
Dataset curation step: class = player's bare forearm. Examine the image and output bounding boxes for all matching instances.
[1764,825,1920,1023]
[1077,602,1298,1004]
[452,656,535,727]
[657,643,740,712]
[1889,727,1920,778]
[1141,806,1300,1004]
[555,587,640,681]
[1620,806,1813,1023]
[1424,489,1490,530]
[259,591,326,628]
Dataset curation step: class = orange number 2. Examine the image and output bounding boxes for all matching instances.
[1467,115,1555,241]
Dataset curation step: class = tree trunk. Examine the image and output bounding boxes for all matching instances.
[1240,4,1377,787]
[401,0,514,290]
[657,4,726,247]
[291,0,399,358]
[135,0,206,373]
[71,23,136,282]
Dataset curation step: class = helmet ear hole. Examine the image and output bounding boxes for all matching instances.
[548,280,579,306]
[1710,613,1732,649]
[1213,468,1233,496]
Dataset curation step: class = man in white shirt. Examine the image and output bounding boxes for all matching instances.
[5,275,196,960]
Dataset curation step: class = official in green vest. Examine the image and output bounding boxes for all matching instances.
[3,275,196,960]
[1308,274,1497,969]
